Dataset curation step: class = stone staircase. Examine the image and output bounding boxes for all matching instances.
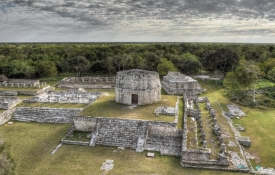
[94,118,143,149]
[12,107,83,123]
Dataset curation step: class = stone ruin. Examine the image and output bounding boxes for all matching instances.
[0,97,21,109]
[58,76,115,89]
[162,72,202,98]
[154,105,176,116]
[0,75,42,88]
[24,88,103,104]
[227,105,246,117]
[115,69,161,105]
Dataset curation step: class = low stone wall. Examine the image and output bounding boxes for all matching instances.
[0,91,18,96]
[0,86,52,96]
[12,107,83,123]
[0,108,16,125]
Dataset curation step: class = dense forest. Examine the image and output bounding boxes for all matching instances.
[1,43,275,107]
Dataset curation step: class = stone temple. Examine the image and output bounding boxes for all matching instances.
[115,69,161,105]
[162,72,202,98]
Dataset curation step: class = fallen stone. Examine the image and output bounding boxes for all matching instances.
[7,121,13,125]
[147,152,155,157]
[100,160,114,171]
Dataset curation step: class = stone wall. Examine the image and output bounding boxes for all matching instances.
[0,86,52,96]
[115,69,161,105]
[0,97,21,109]
[73,117,97,132]
[12,107,83,123]
[25,91,102,104]
[0,108,16,125]
[58,76,115,89]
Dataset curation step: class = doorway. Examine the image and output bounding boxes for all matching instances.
[132,94,138,105]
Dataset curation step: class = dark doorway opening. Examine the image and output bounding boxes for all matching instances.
[132,94,138,105]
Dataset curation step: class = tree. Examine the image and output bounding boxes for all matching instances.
[223,72,241,98]
[178,53,202,74]
[267,67,275,82]
[234,60,262,103]
[36,61,58,78]
[105,57,115,76]
[202,48,240,77]
[157,58,177,77]
[67,56,90,76]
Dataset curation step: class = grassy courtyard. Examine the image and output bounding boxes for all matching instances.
[79,91,178,123]
[0,121,244,175]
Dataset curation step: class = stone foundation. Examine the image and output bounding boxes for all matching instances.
[0,97,21,109]
[12,107,83,123]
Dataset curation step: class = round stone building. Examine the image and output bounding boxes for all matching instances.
[115,69,161,105]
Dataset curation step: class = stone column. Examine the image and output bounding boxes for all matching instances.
[203,141,207,148]
[221,143,226,153]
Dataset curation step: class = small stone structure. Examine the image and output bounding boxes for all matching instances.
[0,75,40,87]
[154,105,176,116]
[58,76,115,89]
[227,105,246,117]
[25,88,103,104]
[115,69,161,105]
[0,97,21,109]
[162,72,202,98]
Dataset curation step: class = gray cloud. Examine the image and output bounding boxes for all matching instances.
[1,0,275,42]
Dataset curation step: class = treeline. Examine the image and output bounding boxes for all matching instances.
[0,43,275,79]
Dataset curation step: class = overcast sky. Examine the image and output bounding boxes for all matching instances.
[1,0,275,43]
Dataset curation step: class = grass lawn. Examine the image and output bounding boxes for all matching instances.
[0,121,244,175]
[79,91,178,122]
[16,102,87,108]
[199,80,275,168]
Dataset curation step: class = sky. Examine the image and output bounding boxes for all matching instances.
[0,0,275,43]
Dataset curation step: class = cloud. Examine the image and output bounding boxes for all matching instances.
[1,0,275,42]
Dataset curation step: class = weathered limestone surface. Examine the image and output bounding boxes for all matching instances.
[58,76,115,89]
[0,86,52,96]
[12,107,83,123]
[0,97,21,109]
[25,89,102,104]
[74,117,97,132]
[0,108,16,125]
[115,69,161,105]
[162,72,202,98]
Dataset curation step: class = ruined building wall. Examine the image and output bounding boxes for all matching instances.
[0,108,16,125]
[115,69,161,105]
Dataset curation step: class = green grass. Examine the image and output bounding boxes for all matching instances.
[17,102,87,108]
[199,80,275,168]
[0,121,244,175]
[79,91,177,122]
